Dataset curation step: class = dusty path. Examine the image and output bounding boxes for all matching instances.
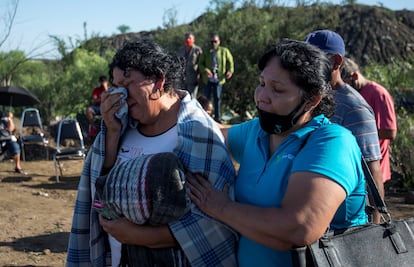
[0,159,82,266]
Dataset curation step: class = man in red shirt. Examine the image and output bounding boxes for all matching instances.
[85,75,109,137]
[341,57,397,183]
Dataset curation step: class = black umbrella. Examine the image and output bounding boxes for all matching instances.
[0,86,40,107]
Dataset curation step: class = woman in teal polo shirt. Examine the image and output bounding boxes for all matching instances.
[187,39,368,267]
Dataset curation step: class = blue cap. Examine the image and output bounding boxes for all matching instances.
[304,30,345,56]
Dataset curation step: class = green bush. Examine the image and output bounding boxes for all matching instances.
[389,100,414,190]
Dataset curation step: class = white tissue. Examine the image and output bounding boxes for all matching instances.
[108,87,128,132]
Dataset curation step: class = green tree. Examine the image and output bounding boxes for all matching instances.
[14,49,111,123]
[56,49,110,117]
[16,59,61,123]
[0,50,27,86]
[162,6,179,28]
[117,25,131,34]
[341,0,358,5]
[362,61,414,189]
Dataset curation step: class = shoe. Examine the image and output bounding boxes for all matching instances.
[15,168,28,175]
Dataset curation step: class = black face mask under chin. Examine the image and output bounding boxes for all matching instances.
[257,101,305,135]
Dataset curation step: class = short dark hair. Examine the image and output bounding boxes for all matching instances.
[197,95,211,111]
[210,33,220,40]
[184,32,194,39]
[108,38,185,93]
[258,39,335,118]
[99,75,107,82]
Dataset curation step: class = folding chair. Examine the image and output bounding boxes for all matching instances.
[53,118,85,182]
[20,108,49,161]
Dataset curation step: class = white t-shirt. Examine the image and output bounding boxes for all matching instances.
[110,125,179,266]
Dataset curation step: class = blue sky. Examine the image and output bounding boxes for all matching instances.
[1,0,413,58]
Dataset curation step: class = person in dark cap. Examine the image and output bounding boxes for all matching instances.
[304,29,346,55]
[305,29,384,223]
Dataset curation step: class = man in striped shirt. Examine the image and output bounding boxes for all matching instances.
[305,29,383,223]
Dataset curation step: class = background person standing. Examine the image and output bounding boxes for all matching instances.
[198,33,234,122]
[341,57,397,183]
[176,32,202,98]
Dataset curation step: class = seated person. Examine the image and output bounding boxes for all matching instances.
[85,75,109,137]
[0,112,27,174]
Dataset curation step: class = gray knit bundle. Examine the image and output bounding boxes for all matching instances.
[95,152,190,225]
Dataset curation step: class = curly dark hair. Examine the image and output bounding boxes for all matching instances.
[258,39,335,118]
[108,38,185,93]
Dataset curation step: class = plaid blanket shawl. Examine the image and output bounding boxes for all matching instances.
[66,92,238,267]
[94,152,190,225]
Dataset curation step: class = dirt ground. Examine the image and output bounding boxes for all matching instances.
[0,158,82,267]
[1,157,414,267]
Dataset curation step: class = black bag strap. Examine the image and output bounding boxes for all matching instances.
[362,157,391,217]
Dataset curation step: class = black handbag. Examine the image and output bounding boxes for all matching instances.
[291,158,414,267]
